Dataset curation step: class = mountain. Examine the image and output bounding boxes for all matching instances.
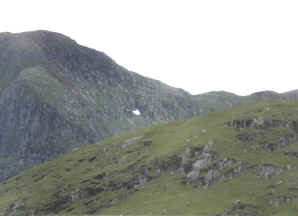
[0,30,298,184]
[2,99,298,215]
[0,30,202,182]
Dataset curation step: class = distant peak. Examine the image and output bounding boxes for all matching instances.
[283,89,298,94]
[0,32,12,35]
[250,90,279,96]
[0,32,14,39]
[22,30,70,37]
[21,30,77,44]
[0,30,77,45]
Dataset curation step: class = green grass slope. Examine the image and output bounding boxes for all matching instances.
[2,100,298,215]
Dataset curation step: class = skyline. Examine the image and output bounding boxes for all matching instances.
[2,0,298,96]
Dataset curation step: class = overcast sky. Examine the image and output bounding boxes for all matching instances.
[1,0,298,95]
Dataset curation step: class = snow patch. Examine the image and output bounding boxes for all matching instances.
[132,109,141,116]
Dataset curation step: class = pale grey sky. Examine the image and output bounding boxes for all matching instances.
[1,0,298,95]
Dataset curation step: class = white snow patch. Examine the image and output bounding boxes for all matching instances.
[132,109,141,116]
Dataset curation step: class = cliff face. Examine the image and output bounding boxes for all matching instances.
[0,31,200,181]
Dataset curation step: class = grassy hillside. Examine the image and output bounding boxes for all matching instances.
[2,99,298,215]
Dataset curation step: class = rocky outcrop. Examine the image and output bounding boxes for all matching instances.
[216,202,260,216]
[227,117,298,152]
[261,134,298,152]
[180,146,243,188]
[226,117,298,131]
[257,164,285,179]
[284,151,298,158]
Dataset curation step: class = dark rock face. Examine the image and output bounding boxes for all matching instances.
[0,31,202,181]
[226,118,298,131]
[227,117,298,152]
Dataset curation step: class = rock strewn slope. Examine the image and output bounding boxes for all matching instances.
[2,100,298,215]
